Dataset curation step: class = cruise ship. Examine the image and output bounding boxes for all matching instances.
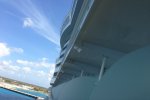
[49,0,150,100]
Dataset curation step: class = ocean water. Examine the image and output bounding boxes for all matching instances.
[0,88,35,100]
[16,88,48,98]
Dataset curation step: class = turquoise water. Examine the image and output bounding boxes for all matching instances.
[16,88,48,98]
[0,88,36,100]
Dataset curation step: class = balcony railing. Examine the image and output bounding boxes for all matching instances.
[54,66,61,73]
[52,0,95,85]
[57,0,95,76]
[60,0,78,36]
[50,76,57,84]
[54,40,69,74]
[60,13,72,36]
[71,0,78,18]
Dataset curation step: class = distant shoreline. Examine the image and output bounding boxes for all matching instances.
[0,76,48,94]
[0,76,47,89]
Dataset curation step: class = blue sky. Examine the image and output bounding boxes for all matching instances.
[0,0,73,88]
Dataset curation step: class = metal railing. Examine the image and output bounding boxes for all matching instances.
[50,76,57,84]
[60,13,72,36]
[56,40,69,64]
[60,0,78,36]
[54,40,69,74]
[62,0,95,65]
[52,0,95,85]
[54,66,61,73]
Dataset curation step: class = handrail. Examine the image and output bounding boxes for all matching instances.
[60,13,72,36]
[50,76,57,84]
[55,57,63,65]
[55,40,69,65]
[54,66,61,72]
[60,0,78,36]
[71,0,78,18]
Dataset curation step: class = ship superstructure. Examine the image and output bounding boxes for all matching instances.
[49,0,150,100]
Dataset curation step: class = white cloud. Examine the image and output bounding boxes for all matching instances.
[1,60,12,66]
[0,61,20,73]
[23,18,33,27]
[16,59,55,82]
[48,68,55,81]
[41,57,48,62]
[0,59,55,87]
[7,0,60,46]
[0,59,54,76]
[11,47,24,54]
[16,60,33,66]
[0,43,10,57]
[0,42,23,57]
[37,71,46,77]
[16,59,55,68]
[22,67,31,73]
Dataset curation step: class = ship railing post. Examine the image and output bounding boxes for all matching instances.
[98,56,107,81]
[80,70,84,77]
